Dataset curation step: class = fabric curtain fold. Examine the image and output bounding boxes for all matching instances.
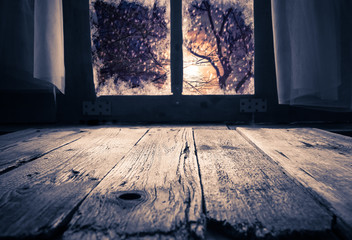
[0,0,65,93]
[34,0,65,93]
[271,0,352,111]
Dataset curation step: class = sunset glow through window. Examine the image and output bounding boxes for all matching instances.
[90,0,254,95]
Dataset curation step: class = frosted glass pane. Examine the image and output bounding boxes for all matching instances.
[90,0,170,96]
[183,0,254,95]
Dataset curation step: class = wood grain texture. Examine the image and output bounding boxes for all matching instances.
[237,127,352,238]
[0,127,147,239]
[194,129,334,238]
[0,128,87,174]
[63,128,205,240]
[0,128,38,147]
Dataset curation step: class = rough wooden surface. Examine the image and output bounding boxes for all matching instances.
[194,129,334,238]
[0,128,87,174]
[63,128,204,240]
[0,126,349,239]
[0,128,147,239]
[0,128,38,147]
[237,127,352,238]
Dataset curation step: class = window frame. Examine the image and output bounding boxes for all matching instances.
[63,0,352,124]
[92,0,262,123]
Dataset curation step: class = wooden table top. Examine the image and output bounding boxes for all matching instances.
[0,126,351,239]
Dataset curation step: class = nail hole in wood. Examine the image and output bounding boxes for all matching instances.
[119,193,142,200]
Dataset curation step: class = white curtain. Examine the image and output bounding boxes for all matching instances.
[0,0,65,93]
[271,0,352,111]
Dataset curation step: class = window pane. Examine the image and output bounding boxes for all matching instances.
[90,0,170,96]
[183,0,254,95]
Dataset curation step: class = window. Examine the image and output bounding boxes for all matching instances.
[90,0,171,95]
[89,0,254,96]
[183,0,254,95]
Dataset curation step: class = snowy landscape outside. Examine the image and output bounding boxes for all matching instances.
[90,0,254,96]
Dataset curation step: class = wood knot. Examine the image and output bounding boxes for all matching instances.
[113,191,147,209]
[119,193,142,200]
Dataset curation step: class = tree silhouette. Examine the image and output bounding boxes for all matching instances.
[91,0,169,91]
[185,0,254,92]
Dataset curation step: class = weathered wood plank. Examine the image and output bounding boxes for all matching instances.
[194,129,334,239]
[237,127,352,237]
[0,128,88,174]
[192,125,228,130]
[0,127,147,239]
[125,124,228,130]
[0,128,38,147]
[63,128,205,240]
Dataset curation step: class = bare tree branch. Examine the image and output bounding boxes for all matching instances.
[188,47,221,78]
[184,81,203,94]
[235,60,253,92]
[186,0,253,91]
[220,8,233,36]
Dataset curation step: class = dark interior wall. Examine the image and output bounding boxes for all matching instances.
[0,0,56,123]
[0,0,95,124]
[58,0,96,123]
[0,0,351,124]
[0,91,57,123]
[341,0,352,112]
